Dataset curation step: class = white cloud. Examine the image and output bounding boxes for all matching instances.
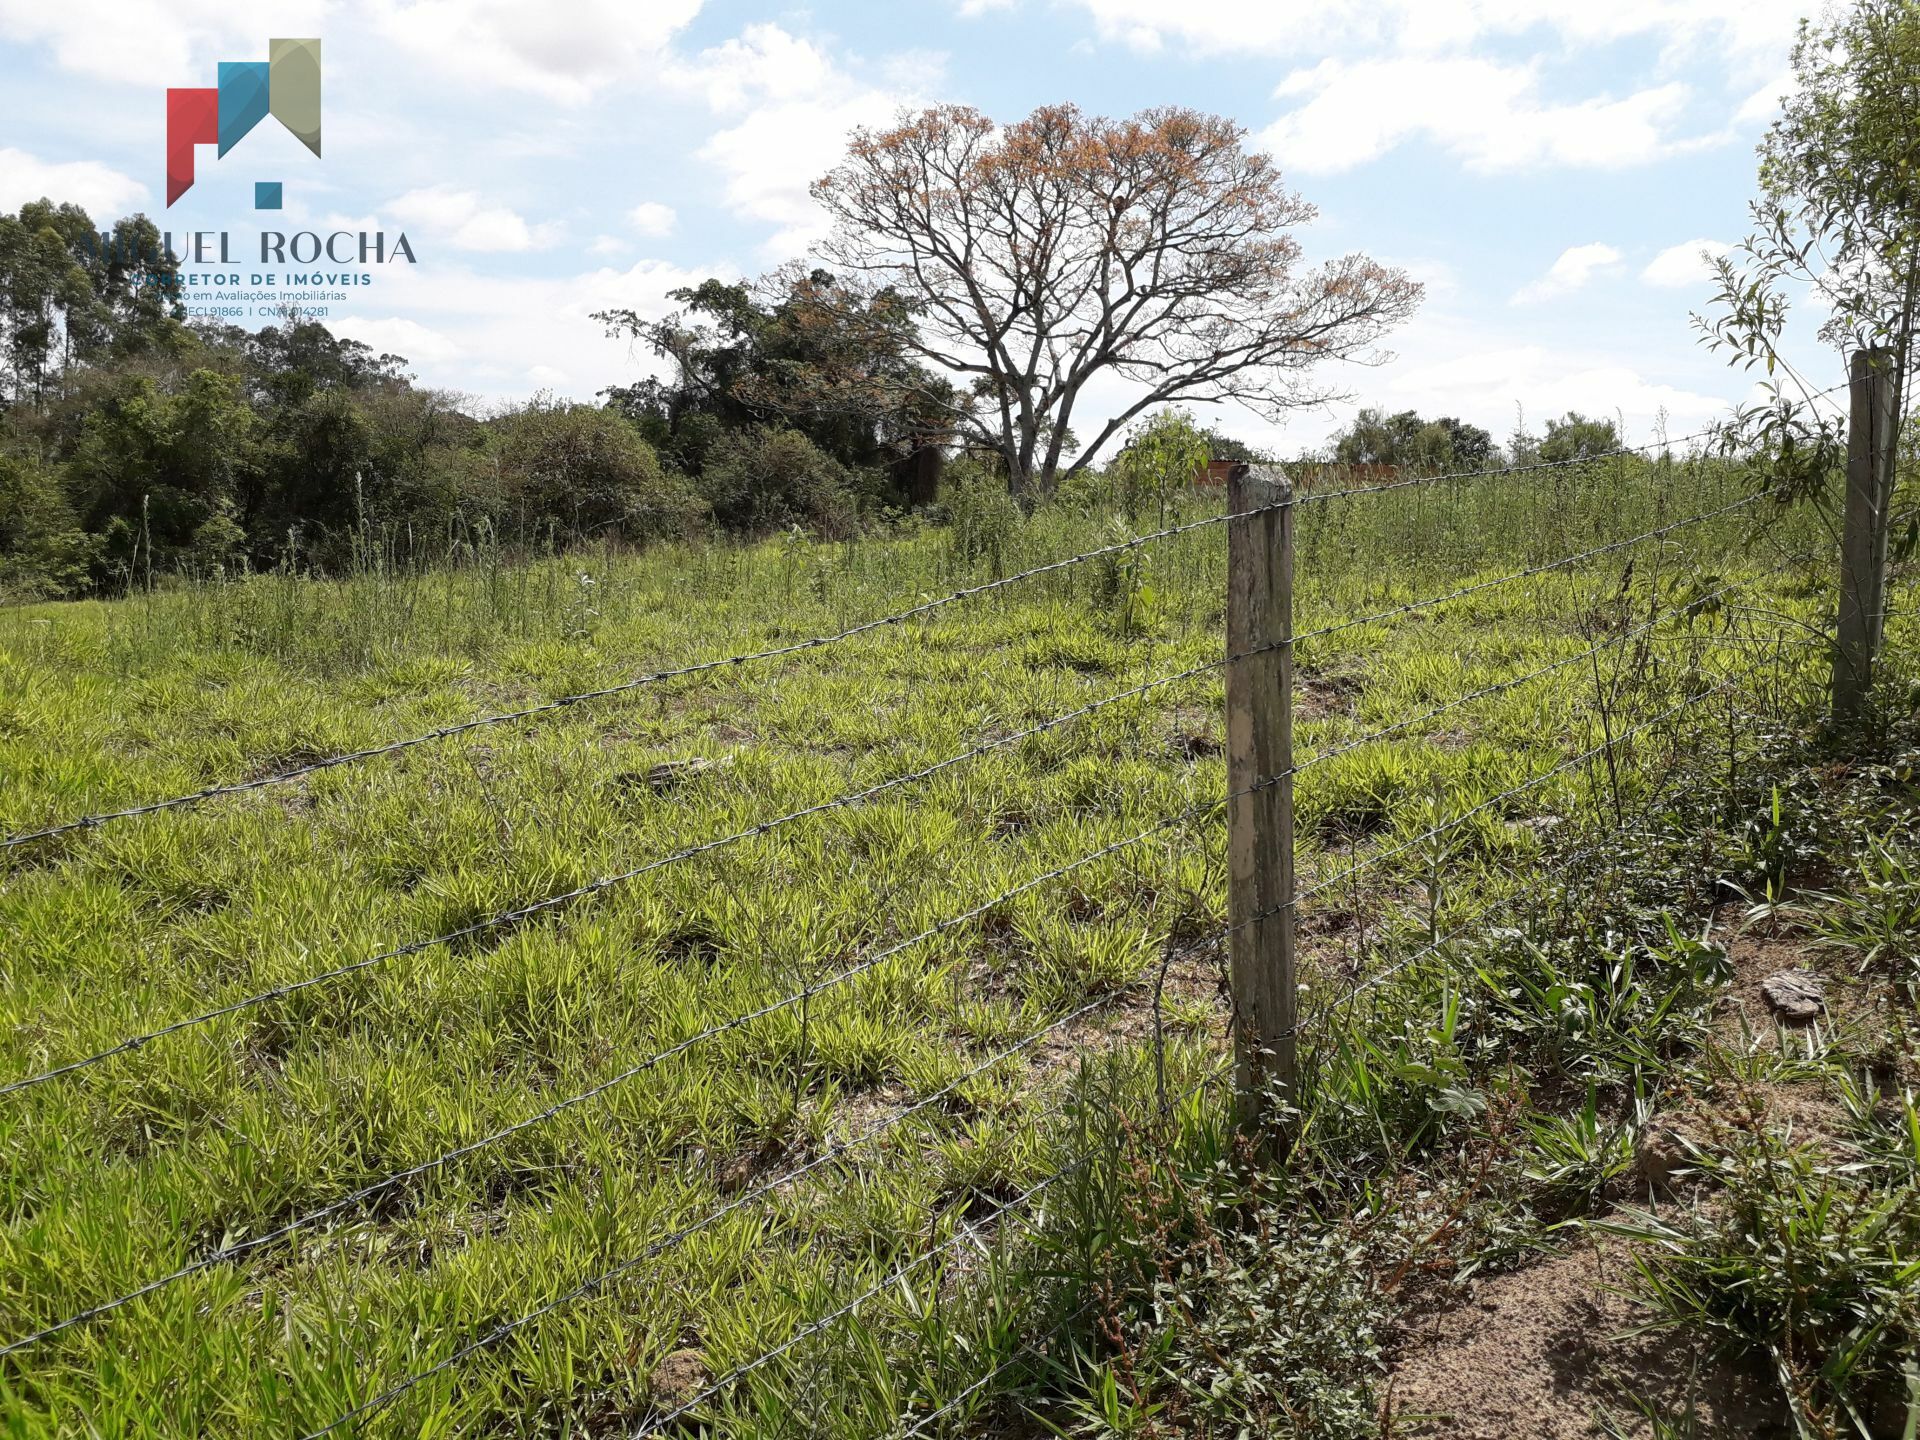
[1642,237,1731,288]
[1064,0,1806,72]
[627,201,677,237]
[1734,71,1793,127]
[1,0,697,100]
[586,234,630,258]
[667,23,842,111]
[386,185,562,252]
[956,0,1015,16]
[329,314,461,366]
[1512,243,1625,304]
[0,147,147,216]
[329,254,727,405]
[0,0,327,87]
[365,0,704,105]
[674,24,934,259]
[699,91,910,256]
[1263,57,1699,174]
[1367,342,1732,440]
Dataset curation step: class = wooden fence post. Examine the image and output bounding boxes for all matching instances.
[1834,346,1897,727]
[1225,464,1296,1145]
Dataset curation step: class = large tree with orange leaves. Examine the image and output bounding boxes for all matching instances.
[810,102,1422,496]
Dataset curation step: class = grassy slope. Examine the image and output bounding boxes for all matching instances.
[0,460,1850,1436]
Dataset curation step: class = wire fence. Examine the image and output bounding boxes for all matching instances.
[0,411,1806,856]
[0,448,1833,1437]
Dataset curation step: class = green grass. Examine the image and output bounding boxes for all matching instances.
[0,456,1856,1436]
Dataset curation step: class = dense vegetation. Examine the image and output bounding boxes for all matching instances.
[8,7,1920,1429]
[0,207,988,603]
[0,191,1626,611]
[8,448,1910,1437]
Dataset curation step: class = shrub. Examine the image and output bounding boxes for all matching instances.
[0,451,96,599]
[698,424,868,537]
[942,457,1023,570]
[491,400,703,544]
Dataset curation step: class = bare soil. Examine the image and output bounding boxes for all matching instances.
[1377,909,1865,1439]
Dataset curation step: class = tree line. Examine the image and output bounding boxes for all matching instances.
[1,102,1532,601]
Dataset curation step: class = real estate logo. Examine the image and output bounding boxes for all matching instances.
[167,39,322,209]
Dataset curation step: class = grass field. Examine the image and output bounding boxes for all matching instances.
[0,455,1886,1437]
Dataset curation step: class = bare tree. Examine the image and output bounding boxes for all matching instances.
[809,102,1422,495]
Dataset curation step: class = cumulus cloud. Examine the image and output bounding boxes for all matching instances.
[1642,238,1732,288]
[666,22,842,111]
[672,24,935,259]
[1063,0,1806,72]
[386,185,563,252]
[0,147,147,216]
[0,0,700,101]
[1068,0,1803,173]
[1511,243,1625,304]
[627,201,677,237]
[1263,58,1698,174]
[365,0,704,105]
[0,0,326,86]
[1364,341,1732,440]
[329,254,728,404]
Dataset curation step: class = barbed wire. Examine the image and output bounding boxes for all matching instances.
[611,1063,1231,1440]
[3,501,1776,1101]
[898,1356,1027,1439]
[1290,377,1850,505]
[284,992,1228,1439]
[0,825,1231,1356]
[0,505,1284,854]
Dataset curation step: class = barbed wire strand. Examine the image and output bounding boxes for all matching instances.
[0,505,1286,853]
[285,995,1229,1440]
[614,1065,1232,1440]
[899,1359,1021,1439]
[3,506,1773,1100]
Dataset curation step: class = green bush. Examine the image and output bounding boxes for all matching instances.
[0,451,96,599]
[491,400,704,544]
[698,424,870,536]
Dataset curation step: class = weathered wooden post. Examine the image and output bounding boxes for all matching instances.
[1834,347,1897,727]
[1225,464,1296,1146]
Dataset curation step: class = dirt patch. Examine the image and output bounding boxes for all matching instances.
[1379,907,1881,1440]
[1705,910,1855,1153]
[1714,918,1843,1043]
[1384,1235,1786,1439]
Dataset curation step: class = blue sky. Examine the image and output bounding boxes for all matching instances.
[0,0,1848,457]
